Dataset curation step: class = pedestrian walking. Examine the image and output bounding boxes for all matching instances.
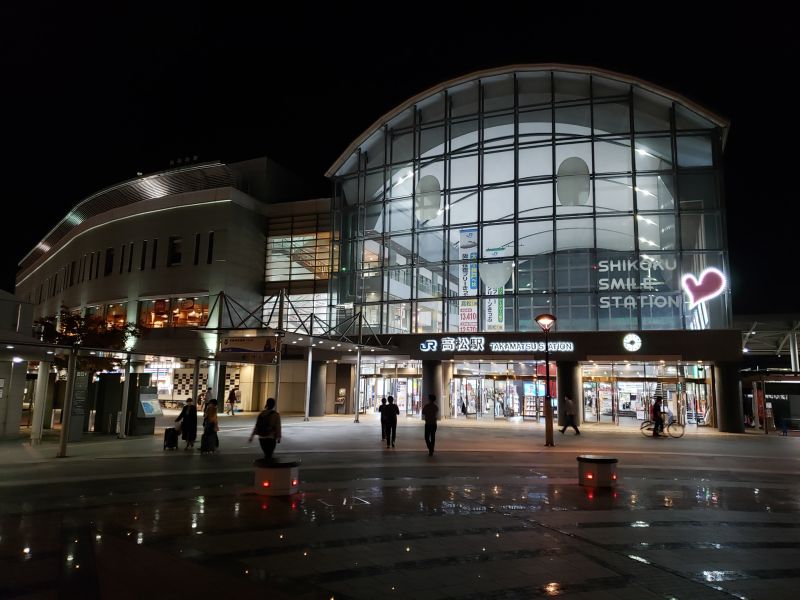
[560,395,580,435]
[460,395,467,417]
[175,397,198,450]
[249,397,282,461]
[201,398,220,453]
[421,394,439,456]
[378,397,388,441]
[385,395,400,448]
[226,388,237,416]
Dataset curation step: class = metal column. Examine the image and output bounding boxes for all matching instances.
[118,359,132,438]
[354,346,362,423]
[791,333,799,372]
[57,349,78,458]
[303,340,313,421]
[31,361,51,445]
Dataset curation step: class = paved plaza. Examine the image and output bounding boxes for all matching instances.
[1,416,799,599]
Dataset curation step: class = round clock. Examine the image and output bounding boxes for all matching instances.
[623,333,642,352]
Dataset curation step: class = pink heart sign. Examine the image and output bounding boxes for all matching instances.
[682,268,726,309]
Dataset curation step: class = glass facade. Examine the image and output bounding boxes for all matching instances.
[332,69,729,333]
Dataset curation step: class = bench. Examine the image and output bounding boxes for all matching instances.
[577,455,618,488]
[253,457,302,496]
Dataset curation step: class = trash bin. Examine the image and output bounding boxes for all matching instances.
[577,455,618,488]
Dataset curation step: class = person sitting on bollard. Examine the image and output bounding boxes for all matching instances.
[249,398,282,461]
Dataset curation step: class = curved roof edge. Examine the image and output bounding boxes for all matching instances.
[325,63,730,178]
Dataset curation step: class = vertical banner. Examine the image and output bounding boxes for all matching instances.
[67,371,89,442]
[459,228,478,332]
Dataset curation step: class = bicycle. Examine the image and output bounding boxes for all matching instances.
[640,418,685,438]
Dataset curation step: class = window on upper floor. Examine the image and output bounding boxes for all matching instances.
[167,236,183,267]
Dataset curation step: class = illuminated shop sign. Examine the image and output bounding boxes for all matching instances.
[598,259,727,310]
[681,268,726,309]
[419,336,574,353]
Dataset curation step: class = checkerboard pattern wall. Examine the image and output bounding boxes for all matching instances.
[172,368,240,398]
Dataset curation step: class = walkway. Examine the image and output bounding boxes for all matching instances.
[1,418,799,599]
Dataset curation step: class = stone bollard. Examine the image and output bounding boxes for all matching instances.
[577,455,618,488]
[254,457,302,496]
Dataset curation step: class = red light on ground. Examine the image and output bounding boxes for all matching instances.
[291,479,298,486]
[612,473,617,480]
[262,481,270,488]
[586,473,594,479]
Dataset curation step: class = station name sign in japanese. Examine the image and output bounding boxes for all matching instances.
[419,336,575,353]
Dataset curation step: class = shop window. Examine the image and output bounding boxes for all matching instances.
[139,299,170,328]
[105,303,128,328]
[171,297,209,327]
[167,236,183,267]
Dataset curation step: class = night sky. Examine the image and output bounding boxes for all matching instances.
[2,5,795,315]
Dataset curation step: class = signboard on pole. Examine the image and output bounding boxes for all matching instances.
[67,371,89,442]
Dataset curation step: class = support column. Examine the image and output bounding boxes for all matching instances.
[556,361,581,427]
[57,349,78,458]
[191,359,201,403]
[118,360,132,438]
[791,333,799,372]
[309,361,327,417]
[353,346,362,422]
[441,361,454,419]
[273,347,282,407]
[213,362,227,406]
[714,361,744,433]
[303,343,313,421]
[31,361,51,444]
[421,360,442,411]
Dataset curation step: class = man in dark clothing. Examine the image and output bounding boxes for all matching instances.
[560,395,580,435]
[249,398,282,460]
[378,397,388,441]
[421,394,439,456]
[385,395,400,448]
[652,396,664,437]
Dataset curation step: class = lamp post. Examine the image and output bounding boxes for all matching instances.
[535,313,556,447]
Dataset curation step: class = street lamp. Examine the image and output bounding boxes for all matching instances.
[535,313,556,447]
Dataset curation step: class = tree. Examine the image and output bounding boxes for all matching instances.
[34,306,140,371]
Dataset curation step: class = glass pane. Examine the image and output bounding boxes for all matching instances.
[364,129,386,169]
[594,102,630,134]
[556,292,596,330]
[386,235,412,266]
[364,170,385,203]
[416,300,443,333]
[556,105,591,136]
[634,136,672,171]
[519,183,553,218]
[641,291,682,330]
[388,268,412,299]
[389,165,414,198]
[596,216,635,251]
[636,174,675,210]
[678,172,717,210]
[416,230,444,263]
[482,224,515,256]
[361,239,382,269]
[482,295,513,332]
[449,190,478,224]
[592,76,629,98]
[450,81,480,117]
[358,271,381,302]
[594,139,632,173]
[391,132,413,163]
[450,119,479,151]
[676,105,715,130]
[482,74,515,112]
[637,253,681,293]
[638,213,677,251]
[139,299,170,328]
[633,88,671,132]
[595,176,634,212]
[517,255,552,292]
[363,204,383,236]
[483,113,514,148]
[105,302,128,327]
[420,125,445,157]
[418,92,445,124]
[385,302,411,334]
[482,187,514,221]
[451,154,479,188]
[556,252,594,291]
[681,213,722,250]
[387,198,412,231]
[517,294,554,331]
[681,252,729,329]
[518,71,551,107]
[554,72,590,102]
[483,150,514,184]
[519,220,553,255]
[519,145,553,179]
[171,297,209,327]
[557,217,594,251]
[416,265,445,298]
[519,109,552,138]
[677,136,713,167]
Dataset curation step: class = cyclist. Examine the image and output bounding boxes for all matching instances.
[652,396,664,437]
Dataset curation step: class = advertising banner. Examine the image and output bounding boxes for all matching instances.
[459,228,478,332]
[217,336,280,364]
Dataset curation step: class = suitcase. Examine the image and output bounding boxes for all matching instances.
[164,427,179,450]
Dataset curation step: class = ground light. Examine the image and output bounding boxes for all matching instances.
[535,313,556,447]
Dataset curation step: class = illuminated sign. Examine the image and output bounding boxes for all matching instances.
[598,258,679,309]
[681,267,726,309]
[419,336,574,353]
[622,333,642,352]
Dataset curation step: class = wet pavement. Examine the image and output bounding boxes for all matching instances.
[1,417,799,599]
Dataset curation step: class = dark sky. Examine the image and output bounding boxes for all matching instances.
[2,5,795,315]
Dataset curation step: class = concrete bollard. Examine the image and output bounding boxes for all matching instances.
[254,457,302,496]
[577,455,618,488]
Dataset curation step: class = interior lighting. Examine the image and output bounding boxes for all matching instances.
[262,481,270,488]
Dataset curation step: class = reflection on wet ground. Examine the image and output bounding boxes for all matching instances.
[2,462,799,600]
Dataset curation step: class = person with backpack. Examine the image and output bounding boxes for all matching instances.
[249,397,281,461]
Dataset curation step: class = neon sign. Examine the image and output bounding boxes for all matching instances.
[419,336,574,353]
[681,267,726,309]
